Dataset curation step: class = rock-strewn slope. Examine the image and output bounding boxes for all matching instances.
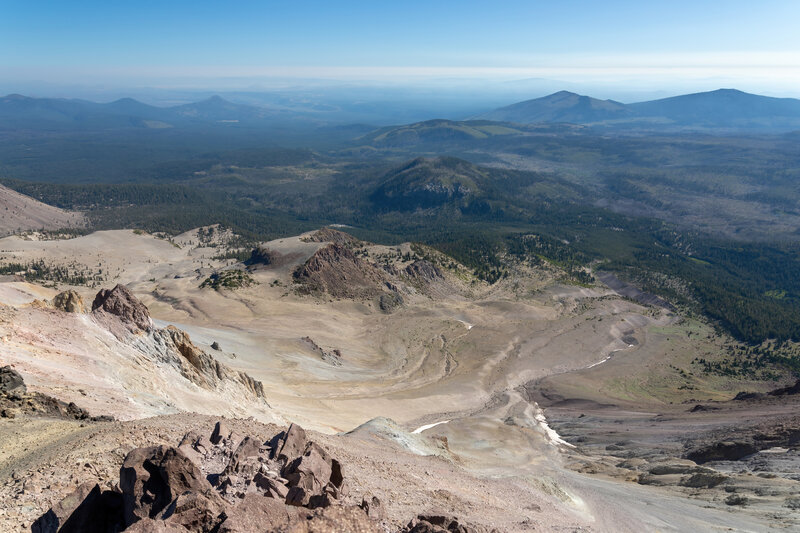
[0,283,271,420]
[32,421,495,533]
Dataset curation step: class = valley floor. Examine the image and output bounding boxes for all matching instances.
[1,228,798,531]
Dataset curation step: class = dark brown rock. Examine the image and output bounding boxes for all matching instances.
[286,486,311,507]
[359,493,385,520]
[359,493,386,520]
[125,518,187,532]
[330,459,344,490]
[162,490,227,532]
[119,445,222,527]
[277,423,307,463]
[217,494,298,533]
[227,435,262,473]
[211,420,232,445]
[0,365,25,394]
[293,244,388,300]
[303,227,360,246]
[32,482,123,533]
[284,442,333,493]
[92,284,152,331]
[253,472,290,499]
[402,514,498,533]
[679,472,729,489]
[686,441,758,464]
[768,379,800,396]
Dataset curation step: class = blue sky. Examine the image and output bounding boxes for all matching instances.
[2,1,799,94]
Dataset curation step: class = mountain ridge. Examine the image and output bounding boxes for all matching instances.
[475,88,800,131]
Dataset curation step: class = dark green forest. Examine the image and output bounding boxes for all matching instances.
[2,122,800,348]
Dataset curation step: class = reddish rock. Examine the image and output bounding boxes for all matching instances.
[217,494,298,533]
[119,445,222,527]
[31,482,123,533]
[227,436,262,473]
[92,284,152,331]
[277,423,308,463]
[284,442,333,493]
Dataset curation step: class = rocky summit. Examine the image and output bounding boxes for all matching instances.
[32,421,492,533]
[92,284,153,331]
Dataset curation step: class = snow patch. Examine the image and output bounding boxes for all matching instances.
[412,420,451,434]
[535,412,576,448]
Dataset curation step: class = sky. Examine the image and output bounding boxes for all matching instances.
[2,0,799,99]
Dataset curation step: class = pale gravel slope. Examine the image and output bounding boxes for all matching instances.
[0,184,84,236]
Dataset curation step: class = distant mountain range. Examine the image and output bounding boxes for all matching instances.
[3,88,800,133]
[0,93,296,130]
[475,89,800,131]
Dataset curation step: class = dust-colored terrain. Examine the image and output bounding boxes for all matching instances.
[0,184,84,237]
[1,226,798,531]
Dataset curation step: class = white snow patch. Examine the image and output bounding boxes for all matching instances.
[587,354,612,369]
[535,412,576,448]
[412,420,451,434]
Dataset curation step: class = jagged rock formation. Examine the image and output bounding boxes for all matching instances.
[303,227,359,246]
[92,284,153,331]
[293,244,391,300]
[33,422,383,533]
[404,260,444,283]
[379,292,404,313]
[301,337,343,366]
[51,290,86,313]
[89,284,266,401]
[153,326,265,398]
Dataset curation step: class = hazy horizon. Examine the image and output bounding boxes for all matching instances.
[3,1,799,105]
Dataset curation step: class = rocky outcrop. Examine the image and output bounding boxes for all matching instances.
[401,514,499,533]
[293,244,390,300]
[0,365,26,395]
[301,337,343,366]
[52,290,87,313]
[379,292,404,314]
[149,326,265,399]
[303,227,359,246]
[404,260,444,283]
[686,441,759,464]
[31,482,122,533]
[92,284,152,331]
[120,445,225,529]
[89,284,266,401]
[0,365,111,421]
[685,417,800,464]
[733,380,800,402]
[35,422,380,533]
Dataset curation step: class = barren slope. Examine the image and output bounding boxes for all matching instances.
[1,227,798,531]
[0,184,84,236]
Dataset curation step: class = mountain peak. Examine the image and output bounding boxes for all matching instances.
[475,90,630,124]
